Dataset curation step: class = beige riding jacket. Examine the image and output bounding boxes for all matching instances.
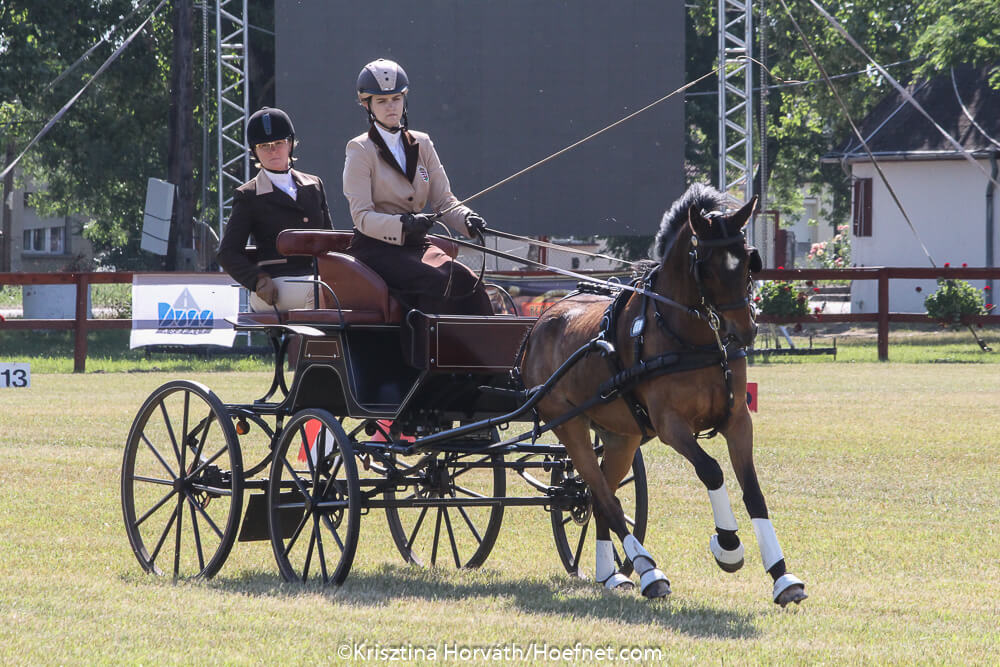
[342,127,474,245]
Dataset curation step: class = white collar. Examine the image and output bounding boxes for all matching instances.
[375,124,403,150]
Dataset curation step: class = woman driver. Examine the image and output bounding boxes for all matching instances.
[342,58,492,315]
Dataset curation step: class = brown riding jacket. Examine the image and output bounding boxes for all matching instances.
[342,127,474,244]
[217,168,334,290]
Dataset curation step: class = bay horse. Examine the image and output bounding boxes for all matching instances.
[519,184,806,606]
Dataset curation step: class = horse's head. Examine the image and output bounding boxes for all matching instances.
[685,195,761,347]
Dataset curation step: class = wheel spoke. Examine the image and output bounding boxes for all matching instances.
[406,506,429,551]
[454,506,485,546]
[281,502,312,558]
[135,488,177,527]
[315,522,329,583]
[431,508,444,566]
[141,433,178,481]
[320,512,346,552]
[450,483,487,499]
[159,401,182,467]
[186,490,225,540]
[618,474,635,488]
[179,392,190,473]
[572,521,588,570]
[188,414,214,470]
[147,499,180,567]
[302,521,316,582]
[185,443,228,478]
[173,496,184,577]
[188,496,205,572]
[442,509,462,567]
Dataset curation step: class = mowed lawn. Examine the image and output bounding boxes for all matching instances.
[1,365,998,665]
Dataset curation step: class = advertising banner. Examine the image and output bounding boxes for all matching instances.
[130,273,239,349]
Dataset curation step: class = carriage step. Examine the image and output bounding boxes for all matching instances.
[238,492,305,542]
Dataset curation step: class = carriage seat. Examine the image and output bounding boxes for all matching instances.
[275,229,459,325]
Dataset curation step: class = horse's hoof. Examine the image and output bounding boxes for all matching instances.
[601,572,634,592]
[772,574,807,607]
[641,579,671,599]
[716,556,744,573]
[709,534,744,573]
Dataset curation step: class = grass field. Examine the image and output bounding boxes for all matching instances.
[1,366,999,665]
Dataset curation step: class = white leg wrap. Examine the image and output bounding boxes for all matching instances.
[752,518,784,571]
[639,567,669,593]
[708,484,739,531]
[710,534,745,566]
[623,534,656,574]
[772,573,804,603]
[595,540,617,583]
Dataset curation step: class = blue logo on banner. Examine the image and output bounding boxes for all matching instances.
[157,288,213,332]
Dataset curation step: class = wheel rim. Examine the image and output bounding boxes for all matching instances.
[385,450,505,568]
[268,410,360,585]
[121,381,243,579]
[549,446,647,578]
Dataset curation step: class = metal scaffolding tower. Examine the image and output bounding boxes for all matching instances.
[717,0,754,209]
[215,0,249,237]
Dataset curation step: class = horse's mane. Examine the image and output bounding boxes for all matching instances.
[652,183,730,261]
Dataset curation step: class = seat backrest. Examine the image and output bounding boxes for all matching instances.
[276,228,459,259]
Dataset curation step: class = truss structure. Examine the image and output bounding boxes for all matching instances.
[717,0,754,204]
[215,0,249,236]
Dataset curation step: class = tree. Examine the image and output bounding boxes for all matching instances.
[0,0,276,270]
[1,1,173,269]
[685,0,1000,225]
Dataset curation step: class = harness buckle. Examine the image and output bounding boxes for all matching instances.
[630,316,646,338]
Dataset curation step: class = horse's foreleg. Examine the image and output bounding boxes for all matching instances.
[653,417,746,574]
[724,410,807,607]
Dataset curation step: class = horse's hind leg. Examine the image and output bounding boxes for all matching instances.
[555,422,669,598]
[723,410,807,607]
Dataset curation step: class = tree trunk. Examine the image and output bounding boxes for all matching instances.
[1,140,13,272]
[166,0,195,271]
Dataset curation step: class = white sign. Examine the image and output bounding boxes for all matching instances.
[130,273,239,349]
[140,178,174,256]
[0,363,30,388]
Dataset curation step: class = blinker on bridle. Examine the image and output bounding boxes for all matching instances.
[688,211,758,314]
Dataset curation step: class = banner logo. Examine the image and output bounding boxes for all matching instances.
[157,288,214,333]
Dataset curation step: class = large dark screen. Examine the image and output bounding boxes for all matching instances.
[275,1,685,237]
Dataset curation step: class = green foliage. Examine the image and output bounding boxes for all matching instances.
[924,278,989,325]
[685,0,1000,223]
[755,278,810,316]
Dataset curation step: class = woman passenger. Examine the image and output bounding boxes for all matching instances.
[218,107,334,312]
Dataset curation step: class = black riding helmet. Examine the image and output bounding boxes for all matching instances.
[357,59,409,131]
[246,107,295,161]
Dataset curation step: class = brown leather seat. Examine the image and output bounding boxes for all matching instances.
[275,229,459,324]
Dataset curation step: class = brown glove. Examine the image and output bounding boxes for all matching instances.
[255,274,278,306]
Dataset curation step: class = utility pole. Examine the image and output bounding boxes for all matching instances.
[166,0,195,271]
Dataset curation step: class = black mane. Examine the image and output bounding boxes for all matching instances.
[652,183,730,261]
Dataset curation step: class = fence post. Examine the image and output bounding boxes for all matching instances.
[73,273,89,372]
[877,268,889,361]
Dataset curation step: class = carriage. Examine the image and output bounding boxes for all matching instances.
[120,185,806,606]
[120,228,649,585]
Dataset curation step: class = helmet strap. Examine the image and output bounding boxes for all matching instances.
[365,98,406,133]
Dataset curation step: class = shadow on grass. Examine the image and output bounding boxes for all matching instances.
[204,564,761,639]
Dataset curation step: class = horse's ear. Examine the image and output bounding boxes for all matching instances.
[688,204,709,234]
[729,195,759,232]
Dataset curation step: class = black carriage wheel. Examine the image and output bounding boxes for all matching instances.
[121,380,244,579]
[267,409,360,585]
[384,450,505,569]
[550,441,648,578]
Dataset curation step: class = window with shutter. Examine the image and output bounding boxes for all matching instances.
[852,178,872,237]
